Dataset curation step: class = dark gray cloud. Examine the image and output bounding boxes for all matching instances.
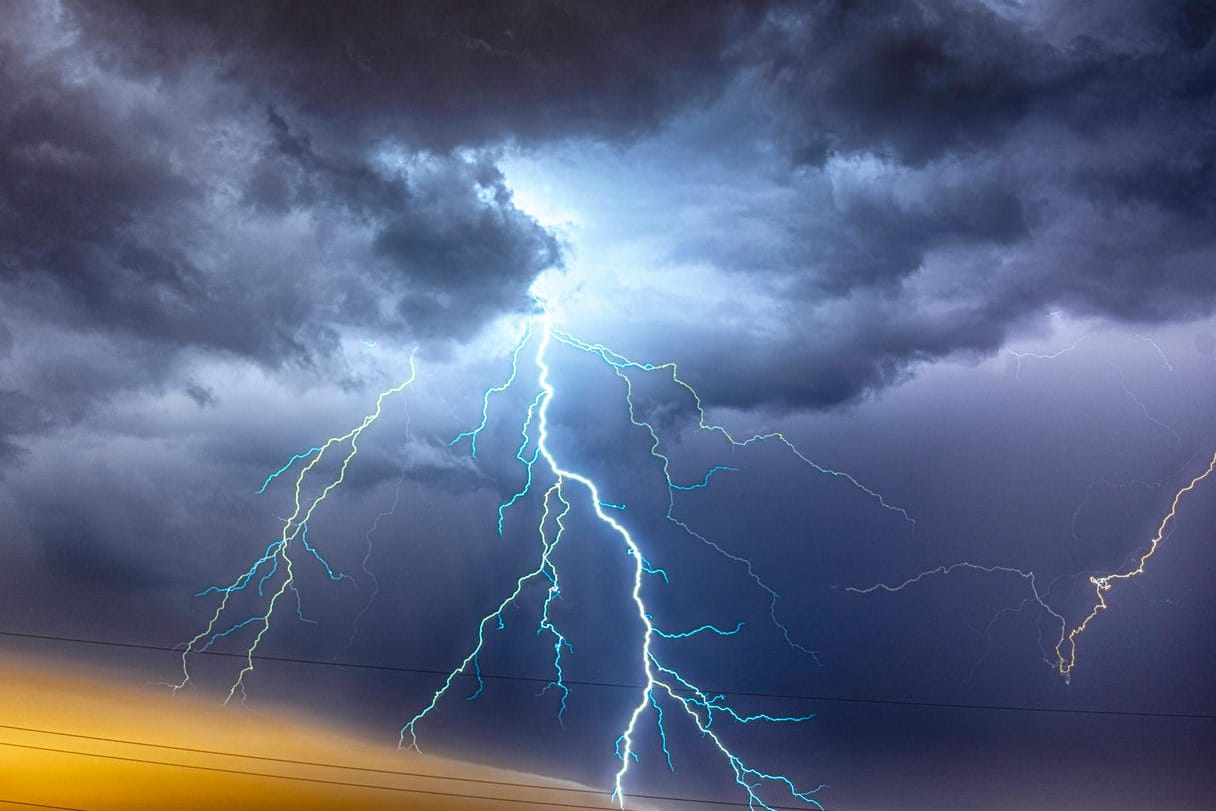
[374,154,561,335]
[245,107,410,216]
[183,382,216,408]
[760,0,1071,167]
[6,0,1208,422]
[0,16,560,354]
[0,1,564,463]
[71,0,764,150]
[760,0,1214,167]
[0,389,47,469]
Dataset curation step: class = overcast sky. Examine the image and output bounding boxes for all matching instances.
[2,2,1215,809]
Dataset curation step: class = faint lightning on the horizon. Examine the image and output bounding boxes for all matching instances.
[1007,336,1088,380]
[1133,333,1174,373]
[1108,361,1182,449]
[348,399,416,649]
[844,562,1069,672]
[845,451,1216,682]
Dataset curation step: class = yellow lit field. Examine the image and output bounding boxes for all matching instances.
[0,656,612,810]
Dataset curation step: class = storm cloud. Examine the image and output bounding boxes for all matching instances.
[0,4,572,481]
[70,0,765,149]
[524,0,1216,409]
[2,0,1213,423]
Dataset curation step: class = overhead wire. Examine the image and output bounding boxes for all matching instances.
[1,629,1212,720]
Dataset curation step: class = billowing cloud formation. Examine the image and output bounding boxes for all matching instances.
[558,0,1216,408]
[0,0,566,452]
[752,0,1215,317]
[5,0,1212,423]
[0,7,561,351]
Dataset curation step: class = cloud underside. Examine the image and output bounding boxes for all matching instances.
[0,0,1212,427]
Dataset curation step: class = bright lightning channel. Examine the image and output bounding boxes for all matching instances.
[399,301,916,810]
[1055,449,1216,679]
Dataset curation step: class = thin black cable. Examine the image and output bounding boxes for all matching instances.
[3,629,1212,720]
[1,740,827,810]
[0,802,90,811]
[0,724,605,800]
[0,740,620,810]
[0,723,809,809]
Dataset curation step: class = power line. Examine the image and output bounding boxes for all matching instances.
[0,802,90,811]
[0,723,599,796]
[0,739,830,811]
[0,740,618,810]
[0,723,807,810]
[3,628,1213,720]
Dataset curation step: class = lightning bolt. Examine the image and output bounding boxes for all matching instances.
[844,450,1216,683]
[1055,449,1216,679]
[174,351,418,701]
[396,300,917,810]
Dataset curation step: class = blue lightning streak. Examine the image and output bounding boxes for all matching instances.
[402,308,826,810]
[400,478,574,749]
[671,465,737,490]
[640,556,669,583]
[296,523,352,584]
[496,391,544,534]
[194,541,281,598]
[651,621,745,639]
[256,446,323,495]
[451,320,534,460]
[175,352,418,701]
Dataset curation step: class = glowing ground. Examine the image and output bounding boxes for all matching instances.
[0,656,613,810]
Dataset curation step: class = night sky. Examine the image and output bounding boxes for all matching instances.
[2,2,1215,809]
